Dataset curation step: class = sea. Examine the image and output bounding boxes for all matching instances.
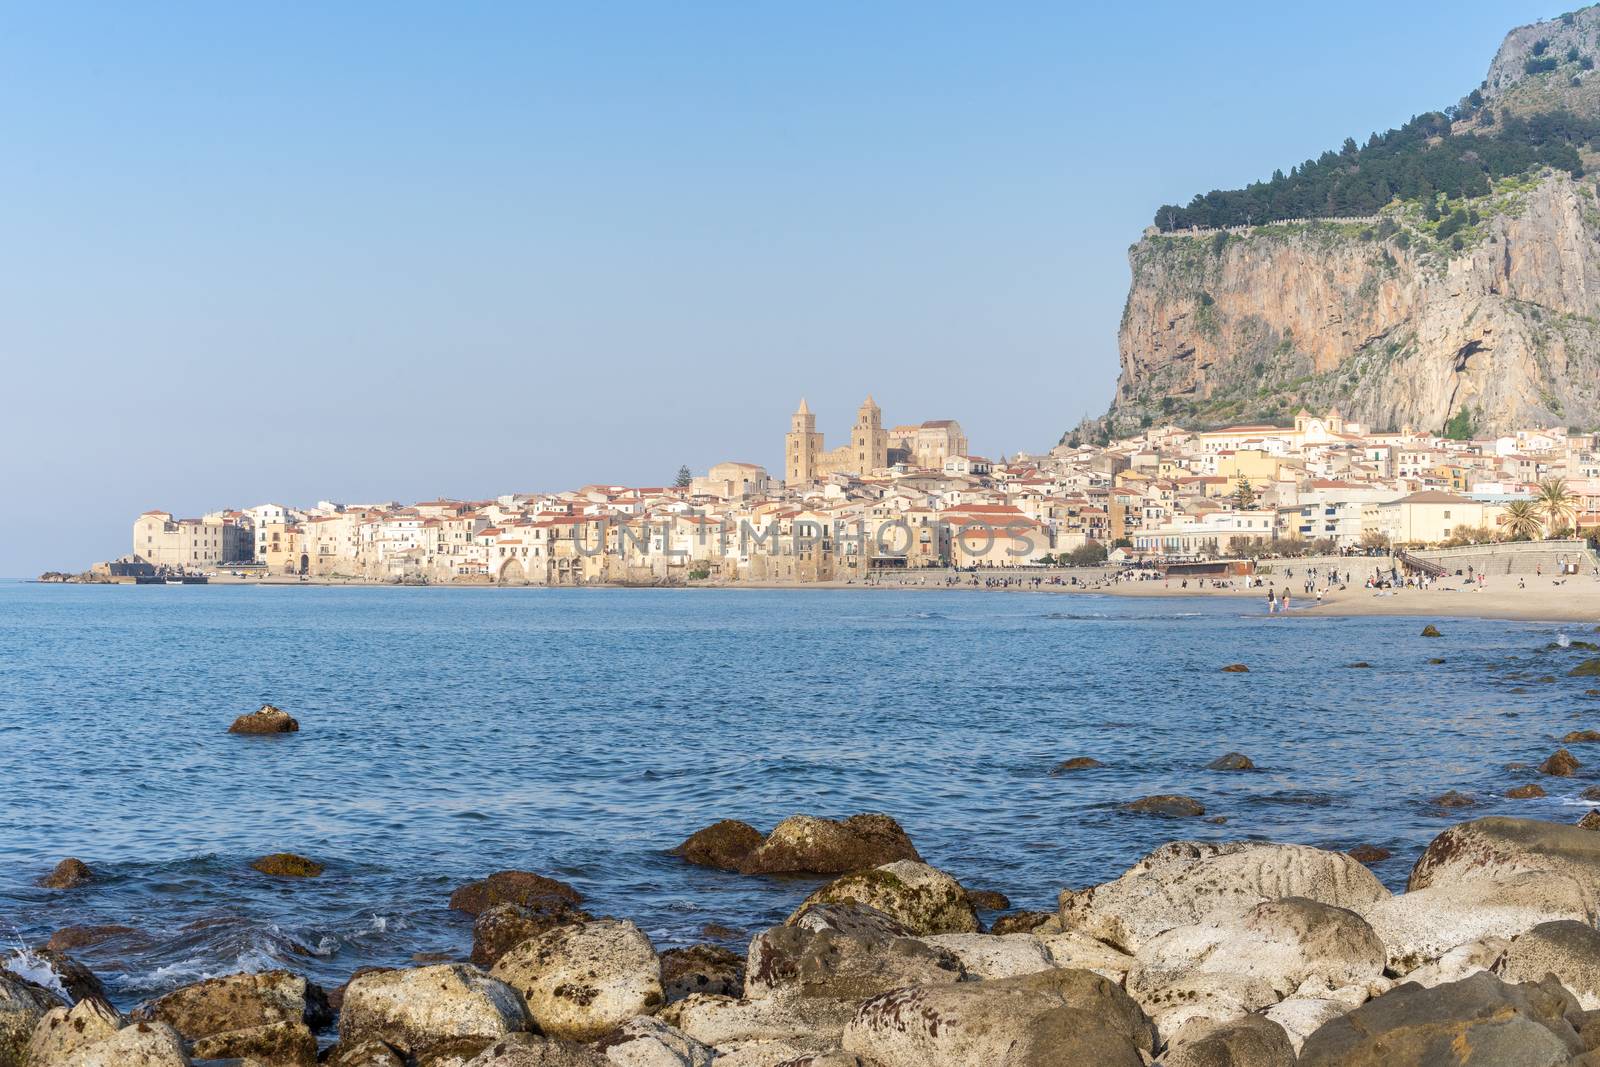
[0,581,1594,1007]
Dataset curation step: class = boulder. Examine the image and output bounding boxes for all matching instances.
[1297,972,1582,1066]
[1400,937,1511,989]
[669,821,763,873]
[964,888,1010,910]
[785,903,911,940]
[43,927,136,953]
[701,1042,809,1067]
[1582,810,1600,831]
[1161,1014,1297,1067]
[490,920,663,1042]
[788,861,978,936]
[1497,920,1600,1009]
[1127,898,1385,1031]
[471,901,593,968]
[1542,749,1583,776]
[745,925,961,1001]
[1206,753,1255,772]
[841,968,1155,1067]
[1430,790,1476,808]
[1355,870,1595,975]
[660,993,859,1049]
[1126,795,1205,817]
[134,969,332,1041]
[1565,730,1600,743]
[337,965,531,1060]
[918,933,1054,980]
[1573,658,1600,677]
[250,853,324,878]
[1220,664,1249,672]
[228,704,299,734]
[737,815,921,876]
[1408,816,1600,892]
[460,1034,607,1066]
[323,1039,407,1066]
[1262,998,1351,1055]
[190,1019,318,1064]
[660,945,743,1002]
[1036,930,1136,982]
[31,950,108,1007]
[1346,845,1391,865]
[991,911,1053,935]
[30,1019,189,1066]
[1059,841,1391,953]
[594,1016,712,1067]
[1,969,63,1067]
[1509,784,1548,799]
[449,871,584,918]
[1421,624,1442,638]
[37,860,94,890]
[24,998,121,1065]
[1050,757,1105,774]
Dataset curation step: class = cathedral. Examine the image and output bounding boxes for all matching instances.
[785,397,967,484]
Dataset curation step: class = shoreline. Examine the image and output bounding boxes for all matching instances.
[28,571,1600,623]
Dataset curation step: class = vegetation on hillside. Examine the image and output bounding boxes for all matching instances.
[1154,109,1600,230]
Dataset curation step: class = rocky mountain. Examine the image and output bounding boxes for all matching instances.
[1103,5,1600,437]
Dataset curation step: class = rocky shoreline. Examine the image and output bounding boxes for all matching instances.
[12,812,1600,1066]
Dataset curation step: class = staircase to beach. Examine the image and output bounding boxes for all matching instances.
[1408,539,1600,577]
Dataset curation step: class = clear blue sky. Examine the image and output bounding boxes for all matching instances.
[0,1,1562,575]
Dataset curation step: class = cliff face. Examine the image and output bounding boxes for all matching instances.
[1111,173,1600,434]
[1107,6,1600,436]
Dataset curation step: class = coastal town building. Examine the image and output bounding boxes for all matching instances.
[123,397,1599,583]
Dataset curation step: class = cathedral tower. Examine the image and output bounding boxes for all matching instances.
[786,398,822,484]
[850,395,888,474]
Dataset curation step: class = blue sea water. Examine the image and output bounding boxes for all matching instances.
[0,581,1594,1006]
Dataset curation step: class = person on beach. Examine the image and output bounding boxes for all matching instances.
[1266,590,1276,613]
[1282,590,1292,612]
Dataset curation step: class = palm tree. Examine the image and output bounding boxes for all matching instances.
[1537,477,1577,537]
[1503,499,1543,541]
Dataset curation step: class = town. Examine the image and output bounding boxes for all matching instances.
[106,398,1599,585]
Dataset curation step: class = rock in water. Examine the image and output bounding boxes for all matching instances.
[842,968,1155,1067]
[1206,752,1255,771]
[1572,658,1600,677]
[228,704,299,734]
[490,920,663,1041]
[737,814,920,876]
[1430,790,1476,808]
[787,861,979,936]
[450,870,584,917]
[1220,664,1249,673]
[251,852,324,878]
[338,964,531,1061]
[1507,783,1547,798]
[1540,748,1582,776]
[1125,795,1206,817]
[1564,729,1600,743]
[1050,757,1105,774]
[1347,844,1391,865]
[1580,809,1600,831]
[1297,972,1581,1066]
[1408,816,1600,892]
[37,859,93,889]
[1059,841,1390,954]
[1421,625,1442,638]
[669,820,763,872]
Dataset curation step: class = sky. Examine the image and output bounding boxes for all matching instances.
[0,1,1566,576]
